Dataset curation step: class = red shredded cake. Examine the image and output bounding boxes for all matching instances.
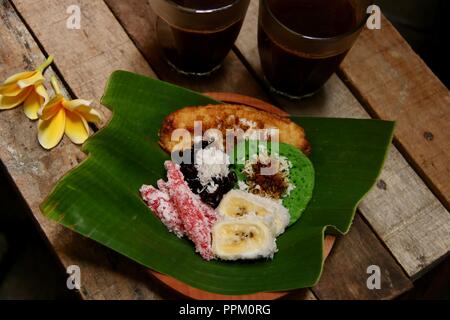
[140,161,217,260]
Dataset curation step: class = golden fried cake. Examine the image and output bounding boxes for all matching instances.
[159,104,310,154]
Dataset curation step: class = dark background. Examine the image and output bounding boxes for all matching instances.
[0,1,449,299]
[376,0,449,88]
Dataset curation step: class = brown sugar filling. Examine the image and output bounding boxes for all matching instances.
[245,162,288,199]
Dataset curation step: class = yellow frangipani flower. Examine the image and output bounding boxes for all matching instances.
[38,76,102,150]
[0,55,53,120]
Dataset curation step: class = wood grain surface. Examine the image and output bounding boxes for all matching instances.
[341,15,450,210]
[1,0,172,300]
[313,215,413,300]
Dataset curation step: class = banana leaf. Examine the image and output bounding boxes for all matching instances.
[41,71,394,295]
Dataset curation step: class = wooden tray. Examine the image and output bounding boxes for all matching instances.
[148,92,336,300]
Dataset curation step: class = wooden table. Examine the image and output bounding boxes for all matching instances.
[1,0,449,300]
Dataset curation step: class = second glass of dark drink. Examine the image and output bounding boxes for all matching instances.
[258,0,371,99]
[150,0,250,76]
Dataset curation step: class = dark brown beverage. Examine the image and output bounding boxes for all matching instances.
[258,0,359,98]
[156,0,244,75]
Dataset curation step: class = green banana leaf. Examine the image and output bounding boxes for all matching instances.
[41,71,394,295]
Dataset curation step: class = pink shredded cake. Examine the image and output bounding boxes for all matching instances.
[140,161,217,260]
[140,185,185,238]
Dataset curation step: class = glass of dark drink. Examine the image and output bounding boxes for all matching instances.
[150,0,250,76]
[258,0,372,99]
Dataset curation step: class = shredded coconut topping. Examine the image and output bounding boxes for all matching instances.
[141,161,217,260]
[195,147,230,190]
[241,148,295,199]
[239,118,257,129]
[238,180,249,192]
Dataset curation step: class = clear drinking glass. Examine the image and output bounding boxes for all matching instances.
[150,0,250,76]
[258,0,372,99]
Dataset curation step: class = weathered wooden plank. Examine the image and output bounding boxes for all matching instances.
[1,0,171,300]
[105,0,413,299]
[12,0,156,122]
[359,149,450,278]
[234,0,450,278]
[341,15,450,210]
[313,215,412,300]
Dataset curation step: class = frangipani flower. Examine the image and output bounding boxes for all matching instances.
[0,56,53,120]
[38,76,102,150]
